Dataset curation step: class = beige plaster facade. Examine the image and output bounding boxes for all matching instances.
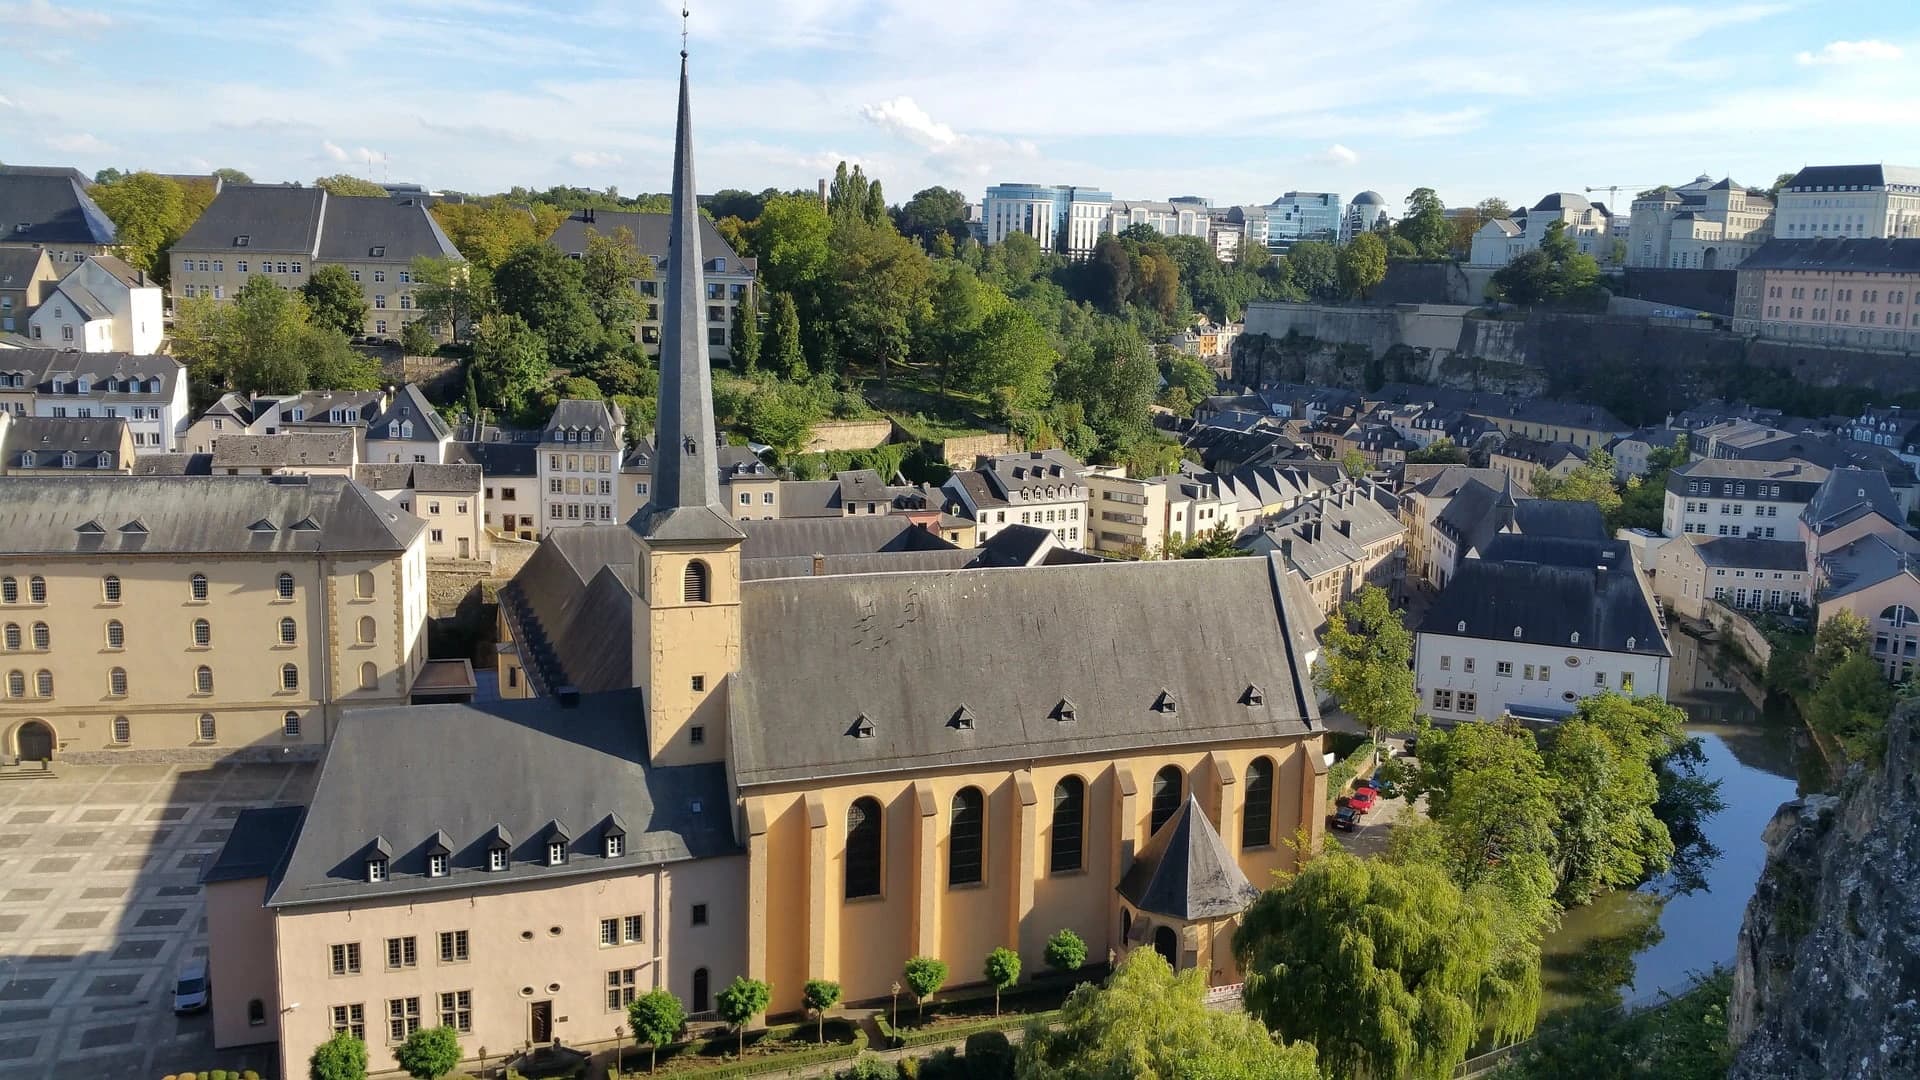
[1734,263,1920,352]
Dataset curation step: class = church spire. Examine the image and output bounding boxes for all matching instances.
[636,28,738,539]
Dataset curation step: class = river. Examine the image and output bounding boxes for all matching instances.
[1536,633,1823,1016]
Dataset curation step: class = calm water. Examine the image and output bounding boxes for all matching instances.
[1536,633,1820,1015]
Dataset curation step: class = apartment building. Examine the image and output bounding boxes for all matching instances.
[0,247,58,336]
[1773,164,1920,240]
[1243,482,1405,616]
[363,385,455,464]
[356,463,486,561]
[0,350,189,452]
[942,449,1089,548]
[458,441,540,541]
[980,183,1113,257]
[0,414,134,474]
[538,400,623,530]
[1654,536,1810,621]
[0,475,427,762]
[1732,237,1920,352]
[0,165,118,266]
[1490,437,1587,494]
[170,186,461,338]
[24,255,164,353]
[1662,458,1827,538]
[545,209,755,363]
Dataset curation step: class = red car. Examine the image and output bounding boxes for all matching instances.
[1339,788,1378,814]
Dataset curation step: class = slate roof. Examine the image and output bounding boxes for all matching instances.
[1740,238,1920,274]
[316,196,459,264]
[176,185,459,262]
[265,690,739,907]
[1667,458,1827,497]
[1532,192,1593,214]
[546,209,750,270]
[366,384,452,442]
[130,453,212,476]
[1692,537,1807,572]
[0,475,422,554]
[1495,436,1586,468]
[273,389,383,425]
[453,441,537,478]
[728,556,1319,788]
[1782,164,1920,193]
[1,416,127,469]
[737,516,957,560]
[1804,467,1904,530]
[354,462,482,494]
[1821,534,1920,601]
[202,806,303,886]
[497,525,641,695]
[741,549,977,582]
[210,432,355,470]
[0,246,52,287]
[774,479,842,518]
[1117,796,1259,921]
[0,165,117,245]
[1246,484,1404,579]
[1370,383,1627,434]
[976,449,1087,503]
[1419,540,1667,656]
[0,350,182,397]
[542,399,622,450]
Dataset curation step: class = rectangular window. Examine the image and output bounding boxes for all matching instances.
[1432,689,1454,711]
[386,936,417,969]
[623,914,644,942]
[438,930,469,963]
[607,968,639,1011]
[1595,671,1608,687]
[1457,691,1477,714]
[331,1003,365,1040]
[387,996,421,1043]
[600,918,619,946]
[1621,673,1634,693]
[691,903,708,926]
[438,990,472,1033]
[1522,664,1535,680]
[330,942,361,976]
[1496,661,1513,677]
[1439,655,1451,671]
[1463,658,1475,673]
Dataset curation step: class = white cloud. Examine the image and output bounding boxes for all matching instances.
[45,132,111,153]
[0,94,15,109]
[0,0,110,32]
[858,95,1036,184]
[566,150,624,169]
[1309,143,1359,167]
[322,140,350,162]
[860,97,958,149]
[1795,39,1903,65]
[321,141,384,165]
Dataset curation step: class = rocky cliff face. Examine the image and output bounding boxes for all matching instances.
[1728,702,1920,1078]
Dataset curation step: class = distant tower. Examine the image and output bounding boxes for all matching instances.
[629,39,746,768]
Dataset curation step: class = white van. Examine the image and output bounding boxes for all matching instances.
[172,959,210,1014]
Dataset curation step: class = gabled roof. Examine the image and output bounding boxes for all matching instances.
[264,690,738,907]
[542,399,622,450]
[1821,534,1920,601]
[1804,466,1904,531]
[1740,238,1920,274]
[1690,537,1807,573]
[0,475,422,554]
[737,515,956,560]
[130,453,212,476]
[0,416,127,468]
[367,384,452,442]
[452,440,537,478]
[201,805,304,886]
[1,350,183,397]
[1783,164,1920,193]
[1418,540,1667,656]
[210,431,355,469]
[176,184,327,254]
[353,462,482,494]
[0,165,117,245]
[0,246,54,287]
[546,208,750,269]
[1118,796,1259,921]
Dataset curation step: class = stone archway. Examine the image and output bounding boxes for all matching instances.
[1702,247,1719,270]
[13,720,54,761]
[1153,925,1179,969]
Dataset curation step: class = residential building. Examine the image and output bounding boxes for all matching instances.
[1605,427,1687,480]
[1266,192,1343,245]
[0,246,57,335]
[0,350,188,452]
[459,441,540,540]
[1106,198,1210,240]
[1490,437,1587,494]
[1772,164,1920,240]
[618,440,781,523]
[1627,176,1774,269]
[364,385,455,464]
[1242,481,1405,615]
[25,255,164,353]
[1816,533,1920,680]
[1662,458,1828,538]
[1414,535,1670,723]
[980,184,1113,257]
[546,209,756,362]
[209,432,358,477]
[1397,466,1508,586]
[538,399,623,530]
[0,414,133,474]
[942,449,1089,548]
[1342,191,1388,240]
[183,394,282,453]
[0,165,118,265]
[0,474,428,762]
[1654,536,1810,621]
[1425,477,1609,590]
[357,463,487,561]
[1468,193,1615,267]
[1799,466,1920,570]
[1840,405,1920,460]
[1732,237,1920,352]
[169,186,461,338]
[1371,383,1630,450]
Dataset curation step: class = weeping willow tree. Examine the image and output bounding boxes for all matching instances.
[1233,847,1544,1080]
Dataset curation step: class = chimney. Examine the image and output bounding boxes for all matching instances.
[818,178,829,206]
[1337,518,1351,536]
[556,685,582,708]
[1281,537,1293,559]
[811,552,826,577]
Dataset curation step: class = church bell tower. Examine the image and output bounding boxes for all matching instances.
[628,37,745,768]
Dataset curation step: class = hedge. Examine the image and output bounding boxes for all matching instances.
[631,1028,868,1078]
[875,1009,1061,1051]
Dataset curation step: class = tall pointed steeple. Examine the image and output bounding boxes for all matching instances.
[632,35,742,542]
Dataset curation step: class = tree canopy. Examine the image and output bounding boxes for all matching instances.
[1316,586,1417,740]
[393,1026,461,1080]
[301,264,370,336]
[172,278,380,396]
[315,173,390,198]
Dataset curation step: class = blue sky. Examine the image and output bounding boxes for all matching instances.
[3,0,1917,213]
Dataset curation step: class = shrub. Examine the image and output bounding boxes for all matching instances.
[839,1053,893,1080]
[178,1073,196,1080]
[1044,929,1088,974]
[962,1032,1013,1079]
[896,1057,920,1079]
[244,1072,262,1080]
[903,956,949,1021]
[210,1071,229,1080]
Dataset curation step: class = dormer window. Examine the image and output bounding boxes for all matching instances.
[605,834,623,858]
[488,848,508,871]
[366,857,387,882]
[547,841,566,866]
[1152,690,1177,715]
[1457,620,1467,633]
[848,713,875,739]
[1241,684,1265,706]
[234,235,250,247]
[1053,698,1077,722]
[1513,626,1524,639]
[428,853,447,878]
[370,245,386,257]
[1626,636,1637,650]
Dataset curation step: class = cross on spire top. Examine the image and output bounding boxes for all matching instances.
[680,6,689,58]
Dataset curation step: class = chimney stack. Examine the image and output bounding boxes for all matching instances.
[811,552,826,577]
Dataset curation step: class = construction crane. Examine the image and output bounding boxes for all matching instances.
[1583,184,1662,210]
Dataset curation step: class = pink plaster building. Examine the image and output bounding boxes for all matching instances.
[1734,238,1920,352]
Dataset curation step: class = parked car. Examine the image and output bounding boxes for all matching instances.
[1368,773,1402,799]
[1330,806,1361,832]
[1339,788,1379,814]
[173,959,210,1014]
[1355,776,1378,791]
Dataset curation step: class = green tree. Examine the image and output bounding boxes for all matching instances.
[749,193,833,300]
[1287,241,1339,302]
[1806,651,1894,762]
[1814,610,1871,673]
[429,201,567,272]
[212,166,253,184]
[301,264,370,336]
[830,216,932,383]
[626,990,685,1073]
[1018,949,1321,1080]
[1340,449,1369,478]
[1087,234,1134,312]
[731,295,762,373]
[1336,232,1388,300]
[492,242,601,368]
[1317,586,1416,742]
[1396,187,1452,260]
[315,173,389,198]
[1160,353,1215,414]
[1236,847,1528,1079]
[802,979,842,1045]
[1237,235,1272,270]
[401,317,438,356]
[468,313,551,422]
[1531,450,1624,526]
[963,307,1056,415]
[89,171,188,274]
[1404,719,1561,923]
[1044,929,1088,975]
[895,185,970,248]
[1180,522,1243,559]
[1406,437,1469,464]
[765,291,808,381]
[984,947,1022,1016]
[716,976,771,1057]
[580,226,649,333]
[309,1029,369,1080]
[393,1026,461,1080]
[1054,325,1159,455]
[903,955,948,1021]
[172,278,378,395]
[409,256,488,344]
[921,261,995,391]
[1545,694,1688,904]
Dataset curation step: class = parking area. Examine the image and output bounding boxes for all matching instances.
[0,762,314,1080]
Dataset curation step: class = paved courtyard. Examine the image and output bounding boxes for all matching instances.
[0,762,314,1080]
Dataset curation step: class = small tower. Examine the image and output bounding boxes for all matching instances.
[629,41,745,768]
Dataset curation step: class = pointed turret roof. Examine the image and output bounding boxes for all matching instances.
[628,52,743,544]
[1117,795,1259,921]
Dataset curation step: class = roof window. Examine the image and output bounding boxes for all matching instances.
[233,235,249,246]
[848,713,875,739]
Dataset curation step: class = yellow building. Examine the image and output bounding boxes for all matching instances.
[204,56,1325,1080]
[0,474,428,762]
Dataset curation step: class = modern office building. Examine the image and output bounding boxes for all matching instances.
[980,183,1113,257]
[1266,192,1343,244]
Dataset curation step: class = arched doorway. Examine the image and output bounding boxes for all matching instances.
[1153,925,1179,969]
[15,721,54,761]
[1702,247,1719,270]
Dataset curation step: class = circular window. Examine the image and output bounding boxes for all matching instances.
[1565,656,1581,667]
[547,982,561,993]
[520,986,534,997]
[548,926,563,936]
[520,930,534,940]
[1561,690,1578,703]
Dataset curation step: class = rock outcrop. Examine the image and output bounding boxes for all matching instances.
[1728,702,1920,1078]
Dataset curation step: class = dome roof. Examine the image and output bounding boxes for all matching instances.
[1351,191,1385,205]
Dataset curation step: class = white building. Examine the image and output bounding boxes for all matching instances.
[24,255,164,354]
[1661,458,1828,539]
[980,184,1113,257]
[362,384,454,465]
[1469,193,1615,267]
[1774,164,1920,240]
[0,350,188,452]
[1106,198,1211,240]
[943,449,1089,548]
[1413,536,1670,724]
[537,399,623,530]
[1628,176,1774,270]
